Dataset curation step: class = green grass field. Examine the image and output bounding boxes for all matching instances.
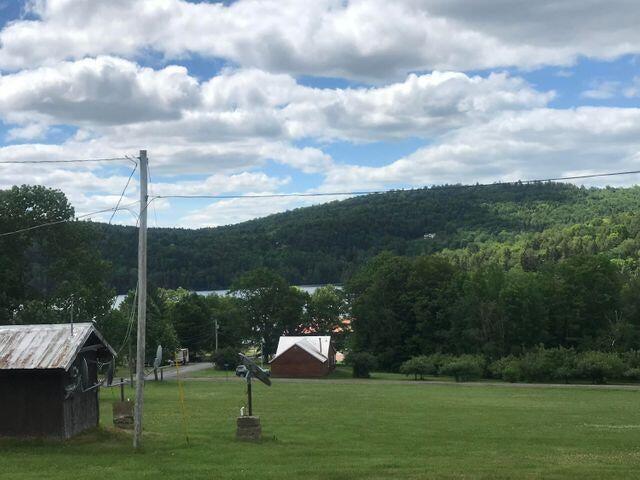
[2,379,640,479]
[187,365,409,380]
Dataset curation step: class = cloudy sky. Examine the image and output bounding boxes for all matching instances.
[0,0,639,227]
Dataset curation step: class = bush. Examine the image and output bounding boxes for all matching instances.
[212,346,239,370]
[576,351,625,384]
[547,347,577,384]
[440,355,484,382]
[399,356,436,380]
[424,353,452,376]
[514,347,577,383]
[622,350,640,369]
[623,368,640,381]
[490,356,522,383]
[346,352,378,378]
[519,349,553,382]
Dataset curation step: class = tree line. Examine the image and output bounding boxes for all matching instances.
[5,183,640,384]
[99,271,347,366]
[346,251,640,381]
[88,182,640,293]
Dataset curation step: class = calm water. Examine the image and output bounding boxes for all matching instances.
[112,284,340,309]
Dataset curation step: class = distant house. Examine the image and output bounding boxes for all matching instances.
[270,336,336,377]
[0,323,115,439]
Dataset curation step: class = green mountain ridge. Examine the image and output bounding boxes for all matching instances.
[89,182,640,292]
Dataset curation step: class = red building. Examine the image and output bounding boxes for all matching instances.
[270,336,336,378]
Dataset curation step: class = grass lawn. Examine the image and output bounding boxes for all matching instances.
[2,380,640,479]
[187,365,411,380]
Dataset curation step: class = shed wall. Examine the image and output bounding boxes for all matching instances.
[62,351,99,438]
[0,370,65,438]
[270,345,331,377]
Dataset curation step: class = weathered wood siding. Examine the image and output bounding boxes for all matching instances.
[0,351,100,439]
[62,351,99,438]
[0,370,65,438]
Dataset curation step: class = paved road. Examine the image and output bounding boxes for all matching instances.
[113,362,213,385]
[179,373,640,391]
[155,361,213,380]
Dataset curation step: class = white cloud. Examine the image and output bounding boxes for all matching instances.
[179,193,351,228]
[0,159,140,219]
[0,2,639,227]
[5,123,49,141]
[152,172,290,197]
[0,61,550,141]
[278,71,552,142]
[0,59,551,180]
[582,80,621,100]
[624,77,640,98]
[0,56,200,125]
[320,107,640,191]
[1,1,639,80]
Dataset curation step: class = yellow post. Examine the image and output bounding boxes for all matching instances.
[174,353,190,446]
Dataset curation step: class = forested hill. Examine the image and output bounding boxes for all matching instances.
[89,183,640,292]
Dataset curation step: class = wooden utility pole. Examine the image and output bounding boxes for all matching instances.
[133,150,148,449]
[214,319,219,352]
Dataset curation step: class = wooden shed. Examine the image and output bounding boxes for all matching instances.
[270,336,336,378]
[0,323,115,439]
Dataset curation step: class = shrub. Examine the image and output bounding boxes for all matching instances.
[424,353,452,376]
[490,356,522,383]
[519,349,552,382]
[515,347,577,383]
[547,347,577,384]
[440,355,484,382]
[346,352,378,378]
[623,368,640,381]
[576,351,625,384]
[622,350,640,369]
[213,346,239,370]
[399,356,436,380]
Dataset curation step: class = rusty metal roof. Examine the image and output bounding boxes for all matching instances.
[0,323,115,371]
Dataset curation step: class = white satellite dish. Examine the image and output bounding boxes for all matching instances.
[80,357,89,390]
[153,344,163,369]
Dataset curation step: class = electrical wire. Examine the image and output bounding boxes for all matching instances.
[108,161,138,224]
[115,283,139,357]
[0,153,140,235]
[149,169,640,202]
[0,201,140,238]
[0,156,137,165]
[146,160,160,228]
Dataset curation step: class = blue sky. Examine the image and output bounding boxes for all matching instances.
[0,1,638,227]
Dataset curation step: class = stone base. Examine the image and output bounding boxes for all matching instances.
[236,415,261,441]
[113,401,134,430]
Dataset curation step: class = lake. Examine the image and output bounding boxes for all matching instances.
[112,284,340,309]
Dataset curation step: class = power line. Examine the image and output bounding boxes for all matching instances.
[115,283,139,356]
[0,156,137,165]
[0,156,141,235]
[146,159,160,228]
[108,161,138,224]
[0,201,140,238]
[150,169,640,201]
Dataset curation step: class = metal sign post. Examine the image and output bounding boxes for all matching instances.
[236,353,271,441]
[246,372,253,416]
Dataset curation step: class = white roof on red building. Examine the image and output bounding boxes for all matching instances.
[271,336,331,363]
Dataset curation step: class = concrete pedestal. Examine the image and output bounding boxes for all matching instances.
[236,415,261,441]
[112,401,134,429]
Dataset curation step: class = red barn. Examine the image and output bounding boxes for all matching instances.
[270,336,335,378]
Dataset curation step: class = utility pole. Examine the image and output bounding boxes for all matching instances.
[69,296,74,337]
[214,318,219,353]
[133,150,148,449]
